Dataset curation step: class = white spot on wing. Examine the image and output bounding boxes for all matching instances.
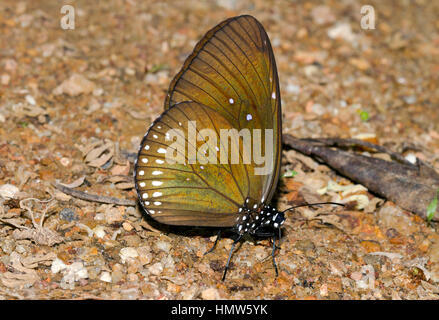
[152,181,163,186]
[156,159,164,164]
[144,145,150,150]
[229,98,234,104]
[272,92,276,99]
[142,158,148,164]
[246,114,252,121]
[139,170,144,176]
[157,148,166,154]
[153,191,162,197]
[142,193,148,199]
[152,170,163,175]
[139,182,146,187]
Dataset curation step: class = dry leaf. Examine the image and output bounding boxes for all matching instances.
[0,252,39,288]
[12,227,63,246]
[21,252,57,269]
[58,176,86,188]
[52,73,96,96]
[115,182,135,190]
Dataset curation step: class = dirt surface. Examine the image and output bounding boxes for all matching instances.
[1,0,439,299]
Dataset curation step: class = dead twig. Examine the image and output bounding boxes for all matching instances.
[12,197,63,246]
[53,182,136,206]
[283,134,439,221]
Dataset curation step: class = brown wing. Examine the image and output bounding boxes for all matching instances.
[135,101,251,227]
[164,15,282,206]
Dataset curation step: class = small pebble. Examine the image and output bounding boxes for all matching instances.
[201,287,221,300]
[295,239,316,251]
[428,241,439,264]
[51,258,67,274]
[155,240,171,253]
[53,73,96,97]
[311,5,335,25]
[60,157,71,166]
[25,94,36,105]
[4,59,17,72]
[327,22,356,43]
[112,270,124,284]
[0,184,20,199]
[93,225,106,239]
[137,246,152,265]
[403,95,416,104]
[122,234,141,247]
[122,221,133,231]
[99,271,112,283]
[350,271,363,281]
[286,83,300,95]
[311,103,326,115]
[92,87,104,96]
[1,74,10,85]
[405,153,417,164]
[149,262,163,276]
[127,273,139,282]
[60,208,78,222]
[105,207,124,224]
[319,284,328,297]
[0,239,16,254]
[119,247,139,264]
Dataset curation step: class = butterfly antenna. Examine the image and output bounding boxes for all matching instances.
[281,201,344,213]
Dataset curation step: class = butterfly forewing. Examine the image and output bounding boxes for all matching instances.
[164,15,282,208]
[135,101,255,227]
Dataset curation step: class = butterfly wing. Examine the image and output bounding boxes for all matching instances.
[164,15,282,206]
[135,101,251,227]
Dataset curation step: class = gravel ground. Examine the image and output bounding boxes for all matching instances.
[0,0,439,299]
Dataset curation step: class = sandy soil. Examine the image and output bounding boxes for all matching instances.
[0,0,439,299]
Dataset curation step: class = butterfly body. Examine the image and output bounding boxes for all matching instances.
[233,200,285,236]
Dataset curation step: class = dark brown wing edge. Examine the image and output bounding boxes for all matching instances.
[165,14,262,109]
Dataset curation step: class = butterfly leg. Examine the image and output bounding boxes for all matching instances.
[271,228,283,277]
[271,234,279,277]
[222,234,242,281]
[204,230,222,256]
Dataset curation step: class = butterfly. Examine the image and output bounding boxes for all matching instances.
[134,15,341,280]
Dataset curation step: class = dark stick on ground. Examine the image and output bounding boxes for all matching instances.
[283,134,439,221]
[53,182,136,206]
